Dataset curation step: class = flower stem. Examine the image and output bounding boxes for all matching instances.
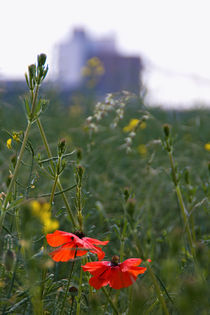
[60,261,75,315]
[101,287,119,315]
[2,122,31,212]
[168,151,196,260]
[76,263,83,315]
[50,174,59,205]
[1,84,40,221]
[36,118,77,228]
[146,262,169,315]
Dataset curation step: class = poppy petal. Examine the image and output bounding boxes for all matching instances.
[49,246,76,262]
[46,230,75,247]
[84,237,109,246]
[89,276,109,290]
[89,246,106,260]
[82,261,110,276]
[120,258,142,272]
[128,266,147,277]
[109,268,137,289]
[75,249,88,257]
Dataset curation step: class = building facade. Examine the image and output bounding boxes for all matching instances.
[57,28,143,94]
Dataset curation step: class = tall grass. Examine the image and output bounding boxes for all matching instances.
[0,55,209,314]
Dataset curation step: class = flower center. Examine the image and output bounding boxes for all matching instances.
[111,255,119,266]
[74,230,85,239]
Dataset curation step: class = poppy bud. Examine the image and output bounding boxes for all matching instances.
[3,249,15,271]
[38,53,47,67]
[76,148,82,161]
[77,165,84,179]
[163,124,170,138]
[58,138,66,156]
[123,187,130,202]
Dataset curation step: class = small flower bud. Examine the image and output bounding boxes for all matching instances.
[38,53,47,67]
[163,124,170,138]
[77,165,84,179]
[76,148,82,161]
[28,64,36,80]
[11,154,17,169]
[58,138,66,156]
[123,187,130,202]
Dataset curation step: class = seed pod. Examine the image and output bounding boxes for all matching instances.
[3,249,15,271]
[69,286,78,297]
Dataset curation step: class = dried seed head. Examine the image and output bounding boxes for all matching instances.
[111,255,119,266]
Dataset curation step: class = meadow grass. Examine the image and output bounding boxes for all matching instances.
[0,55,209,314]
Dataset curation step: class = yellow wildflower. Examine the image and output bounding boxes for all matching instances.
[88,57,101,67]
[140,122,147,130]
[12,133,20,142]
[123,119,145,133]
[6,138,12,149]
[43,218,59,233]
[204,143,210,151]
[30,200,59,233]
[138,144,147,156]
[30,200,41,215]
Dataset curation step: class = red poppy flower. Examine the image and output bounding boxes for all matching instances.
[82,256,147,290]
[46,230,109,262]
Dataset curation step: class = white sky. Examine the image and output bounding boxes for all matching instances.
[1,0,210,107]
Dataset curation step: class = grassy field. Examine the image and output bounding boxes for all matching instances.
[0,56,209,314]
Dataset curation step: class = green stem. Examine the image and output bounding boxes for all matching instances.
[146,263,169,315]
[50,173,59,206]
[36,118,77,228]
[175,185,196,259]
[1,84,39,221]
[2,122,31,211]
[168,151,196,260]
[76,263,83,315]
[101,287,119,315]
[60,261,75,315]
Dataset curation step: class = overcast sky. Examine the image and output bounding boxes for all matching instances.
[1,0,210,107]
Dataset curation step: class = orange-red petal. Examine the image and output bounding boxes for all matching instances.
[49,243,76,262]
[89,276,109,289]
[82,261,110,276]
[84,237,109,246]
[120,258,142,271]
[109,268,137,289]
[46,230,75,247]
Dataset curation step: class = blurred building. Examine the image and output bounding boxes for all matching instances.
[57,28,143,94]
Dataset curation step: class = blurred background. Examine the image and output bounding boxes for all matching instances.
[1,0,210,108]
